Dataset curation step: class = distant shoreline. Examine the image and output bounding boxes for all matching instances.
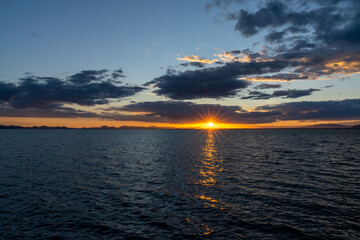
[1,124,359,130]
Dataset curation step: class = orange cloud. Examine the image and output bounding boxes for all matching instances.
[325,60,360,74]
[214,52,244,62]
[177,55,217,64]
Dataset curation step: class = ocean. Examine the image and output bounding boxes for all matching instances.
[0,129,359,239]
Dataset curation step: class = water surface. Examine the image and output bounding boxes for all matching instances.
[0,129,359,239]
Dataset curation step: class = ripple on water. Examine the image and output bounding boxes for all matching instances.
[0,129,359,239]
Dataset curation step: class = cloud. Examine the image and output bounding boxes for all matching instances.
[111,69,126,79]
[0,69,144,109]
[219,0,360,80]
[226,50,242,55]
[178,50,266,67]
[177,55,217,64]
[180,62,206,68]
[205,0,244,10]
[116,98,360,124]
[118,101,240,122]
[214,49,269,63]
[256,98,360,121]
[229,0,348,38]
[0,102,166,123]
[246,73,309,81]
[255,83,282,89]
[214,52,244,62]
[115,101,278,124]
[0,82,21,101]
[272,88,320,98]
[68,69,108,84]
[265,30,286,43]
[0,99,278,124]
[146,60,295,99]
[1,96,359,124]
[0,103,100,119]
[241,88,320,100]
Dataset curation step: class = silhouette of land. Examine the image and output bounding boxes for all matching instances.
[1,124,359,130]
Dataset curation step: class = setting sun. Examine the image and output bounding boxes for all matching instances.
[207,122,214,128]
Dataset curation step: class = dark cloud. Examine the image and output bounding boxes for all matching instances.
[255,83,282,89]
[0,102,165,123]
[111,69,126,79]
[265,31,286,43]
[225,50,242,55]
[291,39,317,51]
[116,101,278,124]
[240,91,272,100]
[146,60,295,99]
[118,101,242,123]
[205,0,244,11]
[229,0,348,39]
[68,69,108,84]
[286,26,308,34]
[0,69,144,109]
[250,73,309,81]
[159,0,360,100]
[229,1,290,37]
[0,103,100,119]
[68,68,126,84]
[241,88,319,100]
[1,97,359,124]
[274,46,360,78]
[273,88,320,98]
[0,82,21,101]
[180,62,206,68]
[112,98,360,124]
[165,68,178,75]
[256,98,360,121]
[220,0,360,80]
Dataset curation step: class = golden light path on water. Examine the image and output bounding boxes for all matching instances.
[183,105,228,235]
[198,130,223,187]
[192,128,227,235]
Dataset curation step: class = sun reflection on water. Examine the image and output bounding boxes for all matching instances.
[185,129,228,236]
[198,130,223,187]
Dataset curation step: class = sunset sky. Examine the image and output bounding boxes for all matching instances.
[1,0,360,128]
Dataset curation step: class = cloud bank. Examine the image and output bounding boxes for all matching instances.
[161,0,360,100]
[1,96,359,125]
[146,60,297,99]
[0,69,144,109]
[241,88,320,100]
[114,99,360,124]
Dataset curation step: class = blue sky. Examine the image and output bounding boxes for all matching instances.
[1,0,360,128]
[1,0,249,82]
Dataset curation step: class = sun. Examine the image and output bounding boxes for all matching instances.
[201,121,217,129]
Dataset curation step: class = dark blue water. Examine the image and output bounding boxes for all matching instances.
[0,129,359,239]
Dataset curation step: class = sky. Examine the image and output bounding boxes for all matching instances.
[1,0,360,128]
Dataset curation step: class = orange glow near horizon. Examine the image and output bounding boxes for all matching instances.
[201,121,216,129]
[0,117,359,129]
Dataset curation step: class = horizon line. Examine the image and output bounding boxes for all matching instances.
[1,124,359,130]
